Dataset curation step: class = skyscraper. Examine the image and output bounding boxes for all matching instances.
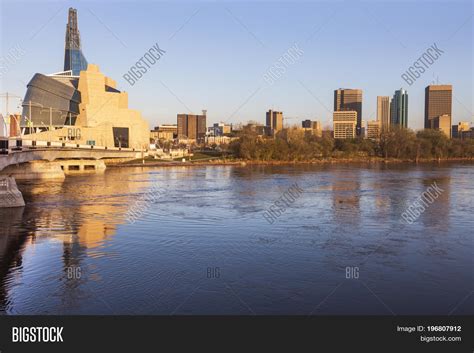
[266,109,283,136]
[390,89,408,128]
[64,8,88,75]
[334,89,363,136]
[424,85,452,129]
[376,96,390,131]
[177,111,207,142]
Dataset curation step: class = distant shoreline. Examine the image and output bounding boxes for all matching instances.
[108,157,474,168]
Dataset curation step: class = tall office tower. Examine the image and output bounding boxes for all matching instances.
[390,89,408,128]
[376,96,390,131]
[424,85,452,129]
[177,111,207,142]
[334,89,363,136]
[197,113,207,140]
[64,8,88,75]
[266,109,283,135]
[187,115,197,139]
[333,111,357,139]
[177,114,188,139]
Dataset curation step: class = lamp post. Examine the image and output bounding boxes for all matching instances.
[27,101,64,144]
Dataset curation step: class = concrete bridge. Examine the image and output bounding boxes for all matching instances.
[0,138,146,172]
[0,138,147,207]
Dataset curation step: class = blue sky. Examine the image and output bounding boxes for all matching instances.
[1,0,472,130]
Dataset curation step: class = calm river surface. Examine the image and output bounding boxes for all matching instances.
[0,163,473,315]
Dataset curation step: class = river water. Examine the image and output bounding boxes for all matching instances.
[0,163,472,315]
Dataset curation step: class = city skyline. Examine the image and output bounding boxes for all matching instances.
[0,2,472,131]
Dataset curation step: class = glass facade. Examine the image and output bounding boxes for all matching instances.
[64,49,88,76]
[113,127,129,148]
[64,8,88,76]
[390,89,408,128]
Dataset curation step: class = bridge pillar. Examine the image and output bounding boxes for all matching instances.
[0,160,65,180]
[0,177,25,208]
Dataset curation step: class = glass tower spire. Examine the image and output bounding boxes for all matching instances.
[64,8,88,75]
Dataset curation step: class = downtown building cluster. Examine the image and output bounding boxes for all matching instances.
[3,9,471,149]
[150,83,470,147]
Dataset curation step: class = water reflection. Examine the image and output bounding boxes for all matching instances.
[0,163,472,315]
[0,207,26,312]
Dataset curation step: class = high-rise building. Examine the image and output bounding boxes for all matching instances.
[333,111,357,139]
[64,8,88,75]
[367,120,381,139]
[334,89,363,136]
[376,96,390,131]
[266,110,283,136]
[177,111,207,142]
[424,85,452,129]
[390,89,408,128]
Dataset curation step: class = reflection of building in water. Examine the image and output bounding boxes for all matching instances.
[25,169,149,249]
[419,176,451,230]
[364,180,392,220]
[331,171,361,225]
[0,170,153,312]
[0,207,26,313]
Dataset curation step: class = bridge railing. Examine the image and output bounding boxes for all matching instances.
[0,137,145,154]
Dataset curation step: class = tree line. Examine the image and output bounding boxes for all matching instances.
[228,126,474,161]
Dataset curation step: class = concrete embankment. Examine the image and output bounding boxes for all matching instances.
[0,177,25,208]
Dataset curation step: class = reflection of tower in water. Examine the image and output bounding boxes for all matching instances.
[0,207,26,313]
[0,169,152,313]
[331,171,361,226]
[419,175,451,230]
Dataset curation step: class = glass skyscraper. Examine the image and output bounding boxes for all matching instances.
[64,7,88,75]
[390,89,408,128]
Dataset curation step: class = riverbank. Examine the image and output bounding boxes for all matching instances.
[108,157,474,168]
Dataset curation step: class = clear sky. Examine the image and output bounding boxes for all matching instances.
[1,0,472,130]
